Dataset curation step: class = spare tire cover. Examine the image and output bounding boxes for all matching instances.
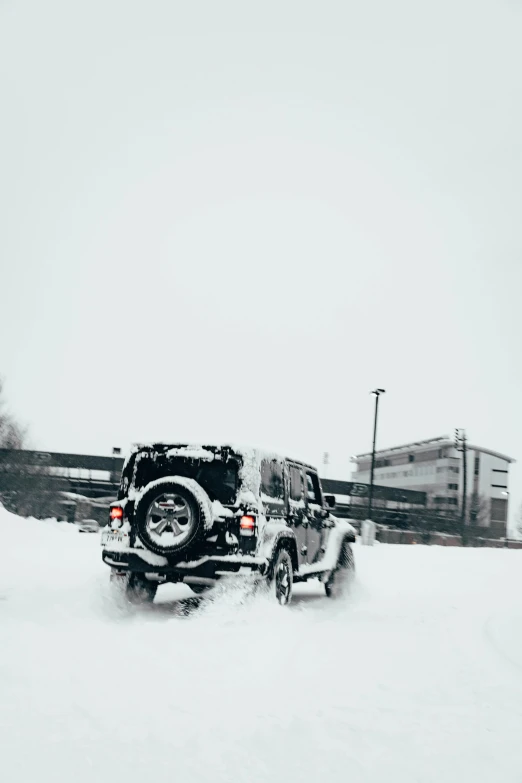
[134,477,212,556]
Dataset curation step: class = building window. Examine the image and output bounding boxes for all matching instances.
[408,454,415,463]
[434,497,458,505]
[448,483,458,490]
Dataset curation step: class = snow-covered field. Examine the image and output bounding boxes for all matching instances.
[1,505,522,783]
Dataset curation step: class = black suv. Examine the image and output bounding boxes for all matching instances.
[101,443,356,605]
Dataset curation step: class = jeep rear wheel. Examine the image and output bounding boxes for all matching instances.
[134,481,206,557]
[269,548,293,606]
[325,540,355,598]
[110,571,157,604]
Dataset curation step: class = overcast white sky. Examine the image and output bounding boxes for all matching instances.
[1,0,521,521]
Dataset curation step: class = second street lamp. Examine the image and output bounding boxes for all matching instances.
[368,388,386,521]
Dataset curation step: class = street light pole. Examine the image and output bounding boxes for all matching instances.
[368,388,386,520]
[454,429,467,544]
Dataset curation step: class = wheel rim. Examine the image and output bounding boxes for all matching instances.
[275,558,292,605]
[145,493,195,548]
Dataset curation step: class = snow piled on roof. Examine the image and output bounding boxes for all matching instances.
[165,446,215,461]
[129,442,316,470]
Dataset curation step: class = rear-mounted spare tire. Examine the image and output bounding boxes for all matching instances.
[134,479,207,557]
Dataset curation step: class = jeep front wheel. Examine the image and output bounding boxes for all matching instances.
[269,548,293,606]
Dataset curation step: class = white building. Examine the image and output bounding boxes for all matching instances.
[352,436,515,538]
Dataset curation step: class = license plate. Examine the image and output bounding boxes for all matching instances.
[101,530,129,549]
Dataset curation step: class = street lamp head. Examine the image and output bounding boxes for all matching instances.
[371,388,386,395]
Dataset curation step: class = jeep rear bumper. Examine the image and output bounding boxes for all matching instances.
[102,549,266,580]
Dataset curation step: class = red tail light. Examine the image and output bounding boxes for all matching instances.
[239,515,256,536]
[110,506,124,527]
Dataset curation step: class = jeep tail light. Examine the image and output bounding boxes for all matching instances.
[110,506,124,528]
[239,515,256,537]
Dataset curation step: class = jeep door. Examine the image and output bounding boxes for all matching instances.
[286,463,308,566]
[304,470,330,564]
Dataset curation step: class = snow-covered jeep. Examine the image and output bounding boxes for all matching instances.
[101,444,356,605]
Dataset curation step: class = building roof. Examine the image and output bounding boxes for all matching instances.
[354,436,448,459]
[466,445,516,463]
[355,436,516,464]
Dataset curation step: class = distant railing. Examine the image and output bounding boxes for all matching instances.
[0,449,125,473]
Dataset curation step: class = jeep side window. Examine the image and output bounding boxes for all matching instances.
[261,459,284,500]
[306,472,322,505]
[289,466,304,501]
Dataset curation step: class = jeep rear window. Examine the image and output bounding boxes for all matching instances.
[124,453,239,505]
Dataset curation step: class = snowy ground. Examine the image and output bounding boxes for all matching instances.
[1,506,522,783]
